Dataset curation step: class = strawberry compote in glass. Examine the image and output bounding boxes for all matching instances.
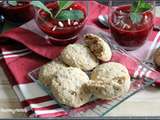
[0,1,34,23]
[35,1,87,45]
[109,1,154,51]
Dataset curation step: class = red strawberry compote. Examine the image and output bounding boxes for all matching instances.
[109,5,153,50]
[36,2,87,45]
[0,1,34,23]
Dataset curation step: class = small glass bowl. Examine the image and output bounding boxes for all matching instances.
[34,1,89,45]
[0,0,35,23]
[108,0,155,51]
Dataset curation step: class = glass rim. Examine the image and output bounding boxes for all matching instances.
[109,5,155,33]
[108,0,156,9]
[0,1,31,10]
[35,8,87,30]
[34,1,88,30]
[111,4,155,14]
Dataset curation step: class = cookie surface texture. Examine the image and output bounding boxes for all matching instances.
[89,62,130,99]
[38,59,66,89]
[51,67,91,108]
[84,34,112,61]
[61,44,99,71]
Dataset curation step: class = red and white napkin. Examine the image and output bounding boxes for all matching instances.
[0,1,160,118]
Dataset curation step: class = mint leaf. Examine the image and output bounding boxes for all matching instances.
[131,1,139,12]
[8,1,17,6]
[139,2,152,12]
[130,12,142,24]
[132,0,152,12]
[56,10,84,21]
[130,0,152,24]
[131,0,143,12]
[55,1,73,18]
[31,1,53,18]
[58,1,73,10]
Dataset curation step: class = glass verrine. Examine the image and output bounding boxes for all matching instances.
[34,0,89,45]
[109,0,155,51]
[0,0,34,23]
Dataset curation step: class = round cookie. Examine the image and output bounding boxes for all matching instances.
[61,44,99,71]
[51,67,91,108]
[84,34,112,62]
[91,62,130,83]
[86,79,129,100]
[153,48,160,69]
[89,62,130,100]
[38,59,66,89]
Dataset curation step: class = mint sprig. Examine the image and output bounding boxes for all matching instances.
[59,1,73,10]
[56,10,84,21]
[130,0,152,24]
[132,0,152,12]
[31,1,53,18]
[54,1,85,21]
[31,1,84,21]
[130,12,143,24]
[8,1,17,6]
[54,1,73,18]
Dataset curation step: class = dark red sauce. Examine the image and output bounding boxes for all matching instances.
[36,2,86,41]
[0,1,34,23]
[109,5,153,50]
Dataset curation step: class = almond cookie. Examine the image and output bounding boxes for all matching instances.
[89,62,130,99]
[61,44,99,71]
[38,58,67,89]
[153,47,160,69]
[51,67,91,108]
[86,78,130,100]
[84,34,112,62]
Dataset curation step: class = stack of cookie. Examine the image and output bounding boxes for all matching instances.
[38,34,131,108]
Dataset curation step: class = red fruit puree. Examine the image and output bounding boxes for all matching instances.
[0,1,34,23]
[36,2,86,42]
[109,5,153,50]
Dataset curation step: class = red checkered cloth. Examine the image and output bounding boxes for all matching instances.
[0,1,160,118]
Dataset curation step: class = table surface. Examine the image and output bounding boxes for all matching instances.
[0,7,160,118]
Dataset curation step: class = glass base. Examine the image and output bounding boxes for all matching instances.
[118,40,147,51]
[121,46,140,51]
[45,35,78,46]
